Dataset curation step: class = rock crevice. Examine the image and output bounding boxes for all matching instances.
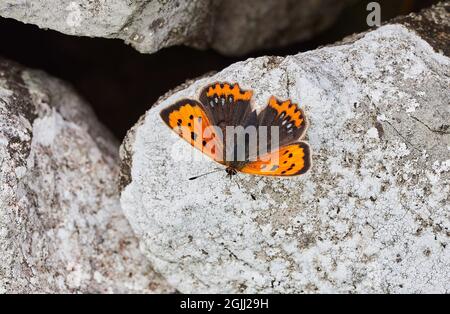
[0,58,172,293]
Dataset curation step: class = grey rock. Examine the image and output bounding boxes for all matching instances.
[0,58,172,293]
[392,1,450,56]
[120,9,450,293]
[0,0,354,56]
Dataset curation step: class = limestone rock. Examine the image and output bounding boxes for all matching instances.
[0,0,354,56]
[0,58,172,293]
[120,18,450,293]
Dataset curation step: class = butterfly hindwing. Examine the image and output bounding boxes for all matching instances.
[199,82,258,162]
[160,99,224,163]
[257,96,308,148]
[239,142,311,176]
[199,82,257,130]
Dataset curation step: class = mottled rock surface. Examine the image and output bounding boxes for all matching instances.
[393,1,450,56]
[120,21,450,293]
[0,58,172,293]
[0,0,354,56]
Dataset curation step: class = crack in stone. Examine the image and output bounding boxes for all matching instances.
[383,120,421,152]
[410,115,450,135]
[114,0,150,36]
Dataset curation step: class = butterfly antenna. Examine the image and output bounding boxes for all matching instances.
[188,169,222,180]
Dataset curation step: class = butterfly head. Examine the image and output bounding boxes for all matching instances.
[225,166,238,179]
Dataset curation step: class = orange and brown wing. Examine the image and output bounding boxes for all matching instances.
[257,96,308,147]
[203,82,252,102]
[198,82,257,130]
[160,100,224,163]
[239,142,311,176]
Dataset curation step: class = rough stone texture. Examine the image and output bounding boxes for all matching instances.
[0,58,173,293]
[120,22,450,293]
[0,0,354,56]
[338,1,450,56]
[393,1,450,56]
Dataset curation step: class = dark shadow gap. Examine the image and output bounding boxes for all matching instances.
[0,0,439,140]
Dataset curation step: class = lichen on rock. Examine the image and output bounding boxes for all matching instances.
[0,58,172,293]
[120,24,450,293]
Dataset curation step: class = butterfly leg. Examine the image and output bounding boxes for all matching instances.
[225,167,237,179]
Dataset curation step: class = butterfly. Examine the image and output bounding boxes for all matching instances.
[160,82,311,178]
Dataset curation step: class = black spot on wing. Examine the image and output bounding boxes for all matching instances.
[257,104,306,148]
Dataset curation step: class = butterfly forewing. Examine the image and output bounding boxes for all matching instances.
[239,142,311,176]
[160,99,224,163]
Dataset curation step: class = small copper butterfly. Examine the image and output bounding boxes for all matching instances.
[160,82,311,178]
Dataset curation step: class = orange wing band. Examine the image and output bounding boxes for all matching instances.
[268,96,304,128]
[239,142,311,176]
[206,83,253,102]
[160,101,223,162]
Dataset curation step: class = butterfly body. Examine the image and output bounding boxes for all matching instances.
[225,166,238,179]
[160,82,311,177]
